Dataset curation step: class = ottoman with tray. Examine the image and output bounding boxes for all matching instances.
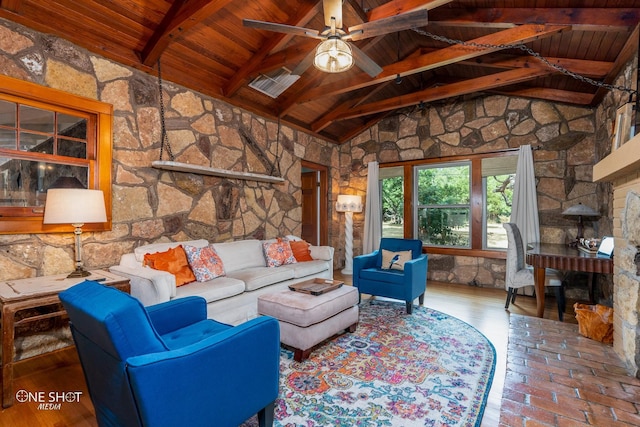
[257,279,359,361]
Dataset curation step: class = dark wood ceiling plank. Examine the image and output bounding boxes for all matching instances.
[428,8,640,31]
[141,0,233,66]
[366,0,452,21]
[335,67,553,121]
[223,2,322,97]
[0,0,23,13]
[296,24,569,104]
[463,56,612,79]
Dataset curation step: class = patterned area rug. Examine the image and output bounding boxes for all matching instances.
[242,300,496,427]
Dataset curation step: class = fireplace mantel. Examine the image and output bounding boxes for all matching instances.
[593,132,640,182]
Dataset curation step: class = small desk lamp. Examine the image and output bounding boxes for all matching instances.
[43,188,107,278]
[336,194,362,275]
[562,202,600,244]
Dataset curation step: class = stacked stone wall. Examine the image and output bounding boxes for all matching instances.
[343,93,612,289]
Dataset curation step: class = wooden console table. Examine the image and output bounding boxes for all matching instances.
[526,243,613,318]
[0,270,130,408]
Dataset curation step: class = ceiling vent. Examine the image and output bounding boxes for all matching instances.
[249,67,300,99]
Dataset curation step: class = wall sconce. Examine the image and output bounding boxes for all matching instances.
[43,188,107,278]
[336,194,363,275]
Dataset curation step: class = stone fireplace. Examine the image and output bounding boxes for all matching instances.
[594,133,640,377]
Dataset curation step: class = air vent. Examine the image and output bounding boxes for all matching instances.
[249,67,300,99]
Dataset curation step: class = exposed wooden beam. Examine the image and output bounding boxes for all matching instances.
[427,8,640,31]
[141,0,233,67]
[296,24,569,104]
[367,0,452,21]
[224,2,321,97]
[0,0,23,13]
[334,68,554,121]
[491,87,595,105]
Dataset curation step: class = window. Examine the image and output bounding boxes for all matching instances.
[379,152,517,256]
[415,162,471,247]
[0,75,112,234]
[380,166,404,238]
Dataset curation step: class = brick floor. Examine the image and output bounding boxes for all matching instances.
[499,314,640,427]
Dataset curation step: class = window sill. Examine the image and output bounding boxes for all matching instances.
[422,246,506,259]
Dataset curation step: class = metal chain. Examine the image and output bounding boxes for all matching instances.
[157,59,174,161]
[412,28,638,98]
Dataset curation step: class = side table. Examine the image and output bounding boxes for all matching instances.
[0,270,130,408]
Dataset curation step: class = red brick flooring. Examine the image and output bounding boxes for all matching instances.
[500,314,640,426]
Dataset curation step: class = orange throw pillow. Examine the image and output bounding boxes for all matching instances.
[290,240,314,262]
[143,245,196,286]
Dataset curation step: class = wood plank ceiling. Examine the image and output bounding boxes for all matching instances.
[1,0,639,144]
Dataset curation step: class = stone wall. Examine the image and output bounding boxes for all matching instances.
[342,94,610,290]
[0,18,339,283]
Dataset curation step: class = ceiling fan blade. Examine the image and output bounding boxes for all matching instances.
[348,9,428,41]
[243,19,321,39]
[351,44,383,78]
[323,0,343,29]
[291,49,317,76]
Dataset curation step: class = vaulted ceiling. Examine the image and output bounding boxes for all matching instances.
[1,0,639,144]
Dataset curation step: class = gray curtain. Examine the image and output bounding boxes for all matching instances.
[510,144,540,247]
[363,161,381,254]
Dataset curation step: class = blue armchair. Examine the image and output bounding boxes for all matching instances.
[353,238,428,314]
[59,280,280,427]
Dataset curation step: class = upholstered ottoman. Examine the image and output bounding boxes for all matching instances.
[257,285,359,362]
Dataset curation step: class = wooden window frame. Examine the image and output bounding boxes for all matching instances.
[0,75,112,234]
[381,150,517,260]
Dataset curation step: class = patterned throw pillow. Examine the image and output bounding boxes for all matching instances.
[143,245,196,286]
[263,238,297,267]
[381,249,412,271]
[183,244,226,282]
[289,240,314,262]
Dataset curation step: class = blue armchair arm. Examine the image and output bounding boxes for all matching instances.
[402,254,428,300]
[353,250,379,288]
[126,315,280,427]
[146,296,208,336]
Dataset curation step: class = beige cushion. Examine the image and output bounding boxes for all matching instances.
[280,259,331,278]
[174,276,245,303]
[212,240,265,272]
[258,285,358,327]
[227,267,295,291]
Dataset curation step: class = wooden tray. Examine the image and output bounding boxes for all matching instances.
[289,278,344,295]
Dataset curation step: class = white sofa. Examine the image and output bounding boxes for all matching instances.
[109,238,334,325]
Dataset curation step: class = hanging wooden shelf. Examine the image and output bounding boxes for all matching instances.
[152,161,285,184]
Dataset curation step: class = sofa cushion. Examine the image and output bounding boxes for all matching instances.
[159,319,231,350]
[290,240,313,262]
[135,239,208,263]
[381,249,412,271]
[183,244,225,282]
[212,240,265,273]
[174,277,245,304]
[143,246,196,286]
[227,267,295,292]
[281,259,331,279]
[262,238,297,267]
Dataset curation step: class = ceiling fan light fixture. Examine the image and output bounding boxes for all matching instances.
[314,38,353,73]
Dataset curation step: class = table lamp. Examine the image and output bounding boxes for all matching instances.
[336,194,362,275]
[562,202,600,244]
[43,188,107,278]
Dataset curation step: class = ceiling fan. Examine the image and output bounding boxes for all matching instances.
[243,0,428,78]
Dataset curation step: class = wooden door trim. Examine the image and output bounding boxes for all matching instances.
[301,160,329,246]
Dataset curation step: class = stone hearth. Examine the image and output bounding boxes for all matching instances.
[594,133,640,377]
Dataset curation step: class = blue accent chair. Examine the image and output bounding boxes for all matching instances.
[353,238,428,314]
[59,280,280,427]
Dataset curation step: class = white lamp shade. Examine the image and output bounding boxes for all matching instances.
[336,194,362,213]
[314,38,353,73]
[43,189,107,225]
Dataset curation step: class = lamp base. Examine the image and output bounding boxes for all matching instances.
[67,267,91,278]
[341,268,353,276]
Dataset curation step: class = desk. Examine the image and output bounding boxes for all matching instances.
[0,270,130,408]
[526,244,613,318]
